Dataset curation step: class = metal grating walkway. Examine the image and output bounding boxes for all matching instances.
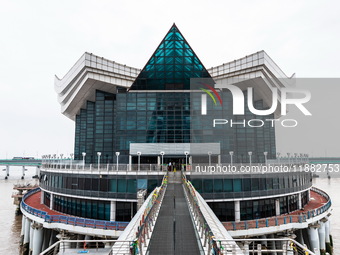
[147,172,201,255]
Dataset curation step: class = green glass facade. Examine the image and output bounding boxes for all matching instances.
[74,24,276,163]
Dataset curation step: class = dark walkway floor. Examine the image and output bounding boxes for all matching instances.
[147,172,201,255]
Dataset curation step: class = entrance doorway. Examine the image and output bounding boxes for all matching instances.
[163,157,185,171]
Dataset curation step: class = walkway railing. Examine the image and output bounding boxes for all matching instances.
[214,238,316,255]
[183,174,228,254]
[111,174,168,255]
[130,174,168,255]
[40,239,133,255]
[21,188,129,231]
[223,188,331,231]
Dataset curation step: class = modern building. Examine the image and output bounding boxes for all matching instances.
[20,24,332,255]
[56,24,279,165]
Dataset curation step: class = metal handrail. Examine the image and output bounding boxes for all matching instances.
[182,174,220,254]
[41,163,170,172]
[130,174,168,255]
[224,188,332,231]
[40,239,133,255]
[21,188,129,231]
[214,238,316,255]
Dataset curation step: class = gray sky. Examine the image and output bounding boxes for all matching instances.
[0,0,339,159]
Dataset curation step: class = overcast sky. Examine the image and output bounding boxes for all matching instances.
[0,0,339,159]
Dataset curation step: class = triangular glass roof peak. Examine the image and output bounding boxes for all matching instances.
[129,24,211,90]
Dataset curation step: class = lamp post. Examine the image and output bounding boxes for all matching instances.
[160,151,165,171]
[294,153,298,164]
[184,151,189,171]
[116,152,120,171]
[53,154,56,168]
[70,153,74,170]
[97,152,101,170]
[248,151,252,166]
[82,152,86,170]
[208,151,212,167]
[264,151,268,166]
[229,151,234,166]
[60,154,63,169]
[137,151,141,171]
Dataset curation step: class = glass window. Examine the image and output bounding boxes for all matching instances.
[214,179,223,192]
[127,179,137,193]
[203,179,213,193]
[233,179,242,192]
[223,179,233,192]
[110,179,117,192]
[117,179,126,193]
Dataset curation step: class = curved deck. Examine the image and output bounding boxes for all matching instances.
[223,188,331,233]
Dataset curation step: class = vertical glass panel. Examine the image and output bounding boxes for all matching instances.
[110,179,117,192]
[233,179,242,192]
[203,179,213,193]
[223,179,233,192]
[214,179,223,192]
[117,179,126,193]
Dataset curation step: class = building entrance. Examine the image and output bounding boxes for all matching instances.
[163,157,184,171]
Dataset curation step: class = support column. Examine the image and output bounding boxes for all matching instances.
[307,189,311,201]
[269,234,277,255]
[308,226,320,255]
[29,221,35,253]
[325,219,332,254]
[129,155,132,171]
[234,200,240,222]
[296,229,305,245]
[131,202,134,219]
[218,155,221,165]
[23,217,31,245]
[6,165,9,177]
[42,229,52,251]
[49,230,58,246]
[157,156,160,165]
[40,190,44,204]
[275,198,280,216]
[32,223,43,255]
[189,156,192,165]
[325,220,330,243]
[298,192,302,210]
[110,201,116,222]
[50,194,54,210]
[21,215,26,237]
[318,221,326,253]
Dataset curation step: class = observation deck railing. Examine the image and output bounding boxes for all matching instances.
[223,187,331,231]
[41,162,169,172]
[21,188,129,231]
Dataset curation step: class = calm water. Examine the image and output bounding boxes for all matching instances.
[0,167,38,255]
[0,168,339,254]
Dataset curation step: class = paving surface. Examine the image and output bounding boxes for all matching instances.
[147,172,201,255]
[24,191,66,216]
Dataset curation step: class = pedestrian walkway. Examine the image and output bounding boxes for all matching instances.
[147,172,201,255]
